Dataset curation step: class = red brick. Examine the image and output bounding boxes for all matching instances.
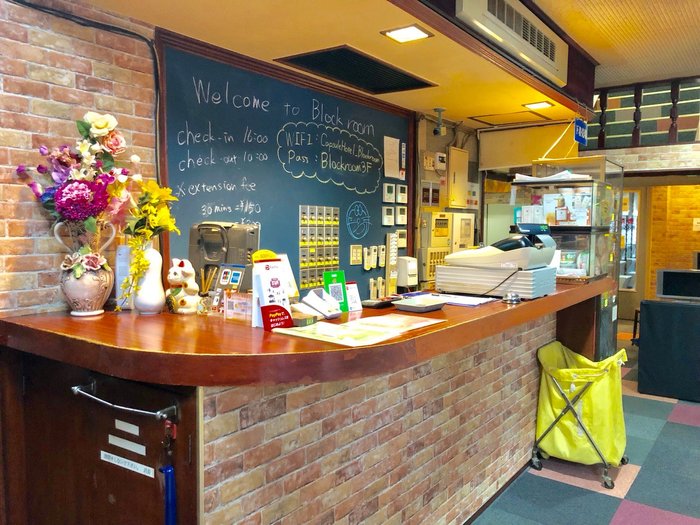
[204,456,244,487]
[114,52,152,74]
[305,434,336,463]
[243,439,282,469]
[321,408,352,435]
[283,462,321,494]
[75,74,113,95]
[50,85,95,106]
[216,386,262,413]
[95,31,137,54]
[240,395,286,429]
[299,397,333,425]
[265,448,306,482]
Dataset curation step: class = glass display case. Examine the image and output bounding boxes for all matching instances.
[514,156,623,284]
[514,156,624,360]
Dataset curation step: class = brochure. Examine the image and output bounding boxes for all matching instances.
[273,313,444,347]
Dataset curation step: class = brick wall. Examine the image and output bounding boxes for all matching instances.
[582,144,700,172]
[202,316,555,524]
[0,0,156,317]
[647,185,700,297]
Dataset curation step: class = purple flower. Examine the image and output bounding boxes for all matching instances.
[39,186,57,204]
[28,181,43,199]
[37,164,48,174]
[39,145,49,155]
[16,164,27,176]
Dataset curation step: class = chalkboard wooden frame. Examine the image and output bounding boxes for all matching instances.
[154,28,415,293]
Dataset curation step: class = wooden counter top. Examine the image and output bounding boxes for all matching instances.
[0,279,613,386]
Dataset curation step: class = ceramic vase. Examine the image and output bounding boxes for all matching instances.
[61,267,115,316]
[133,243,166,315]
[54,221,117,317]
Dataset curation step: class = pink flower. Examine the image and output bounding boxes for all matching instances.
[82,253,107,271]
[100,130,126,155]
[54,180,109,221]
[28,181,44,199]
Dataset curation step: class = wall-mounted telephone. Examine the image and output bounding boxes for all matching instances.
[301,288,342,319]
[370,246,378,268]
[363,247,371,271]
[369,278,378,300]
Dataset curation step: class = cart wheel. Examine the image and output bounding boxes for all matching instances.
[603,477,615,490]
[620,455,629,465]
[530,457,542,471]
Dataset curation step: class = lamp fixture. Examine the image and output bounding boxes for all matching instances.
[524,101,554,110]
[381,24,433,43]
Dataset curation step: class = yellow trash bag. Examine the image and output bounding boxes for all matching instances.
[535,341,627,467]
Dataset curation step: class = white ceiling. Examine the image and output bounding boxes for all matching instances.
[534,0,700,88]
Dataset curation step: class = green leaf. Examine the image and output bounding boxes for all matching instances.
[74,265,85,279]
[76,120,91,140]
[78,245,91,255]
[84,216,97,233]
[101,152,115,171]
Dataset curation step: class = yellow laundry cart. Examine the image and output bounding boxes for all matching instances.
[531,341,628,489]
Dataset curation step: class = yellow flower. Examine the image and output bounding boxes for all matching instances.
[83,111,117,138]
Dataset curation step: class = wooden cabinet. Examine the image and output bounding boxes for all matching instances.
[0,351,198,524]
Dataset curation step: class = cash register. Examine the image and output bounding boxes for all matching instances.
[435,224,557,299]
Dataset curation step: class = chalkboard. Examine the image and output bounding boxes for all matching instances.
[159,34,413,295]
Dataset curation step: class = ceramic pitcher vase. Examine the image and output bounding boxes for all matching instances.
[54,221,116,317]
[133,243,166,315]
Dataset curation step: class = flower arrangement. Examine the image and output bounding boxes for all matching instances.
[17,112,179,306]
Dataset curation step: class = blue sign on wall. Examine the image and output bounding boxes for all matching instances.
[574,118,588,146]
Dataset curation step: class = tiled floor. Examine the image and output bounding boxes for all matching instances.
[471,328,700,525]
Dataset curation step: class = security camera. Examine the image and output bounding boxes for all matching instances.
[433,107,447,136]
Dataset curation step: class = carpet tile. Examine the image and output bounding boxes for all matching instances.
[468,336,700,525]
[610,500,700,525]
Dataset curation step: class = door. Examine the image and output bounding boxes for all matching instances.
[618,188,646,320]
[21,355,197,525]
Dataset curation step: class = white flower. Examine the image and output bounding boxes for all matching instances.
[131,173,143,183]
[130,154,141,164]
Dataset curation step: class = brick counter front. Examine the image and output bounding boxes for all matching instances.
[202,316,553,524]
[0,280,612,523]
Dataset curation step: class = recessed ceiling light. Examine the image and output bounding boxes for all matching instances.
[382,25,433,43]
[524,101,554,110]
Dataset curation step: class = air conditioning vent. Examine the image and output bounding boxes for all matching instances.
[457,0,568,87]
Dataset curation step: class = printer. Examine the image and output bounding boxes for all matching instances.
[435,224,557,299]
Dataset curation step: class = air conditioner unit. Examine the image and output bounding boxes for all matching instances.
[456,0,568,87]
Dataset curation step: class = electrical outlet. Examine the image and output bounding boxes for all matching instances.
[422,152,435,171]
[435,152,447,170]
[349,244,363,265]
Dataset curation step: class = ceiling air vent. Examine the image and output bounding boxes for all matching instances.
[277,46,433,95]
[456,0,568,87]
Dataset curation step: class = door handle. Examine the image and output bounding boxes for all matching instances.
[71,379,178,421]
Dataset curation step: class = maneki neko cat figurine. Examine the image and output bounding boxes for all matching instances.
[165,258,200,314]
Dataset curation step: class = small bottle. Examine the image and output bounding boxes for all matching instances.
[197,292,212,315]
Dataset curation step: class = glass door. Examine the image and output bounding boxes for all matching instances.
[619,190,639,291]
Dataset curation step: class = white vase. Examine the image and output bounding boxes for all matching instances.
[133,243,166,315]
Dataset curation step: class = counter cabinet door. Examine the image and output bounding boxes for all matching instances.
[21,355,197,525]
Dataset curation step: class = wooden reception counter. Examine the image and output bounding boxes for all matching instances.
[0,279,613,524]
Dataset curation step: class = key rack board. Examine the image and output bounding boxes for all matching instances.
[157,31,413,294]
